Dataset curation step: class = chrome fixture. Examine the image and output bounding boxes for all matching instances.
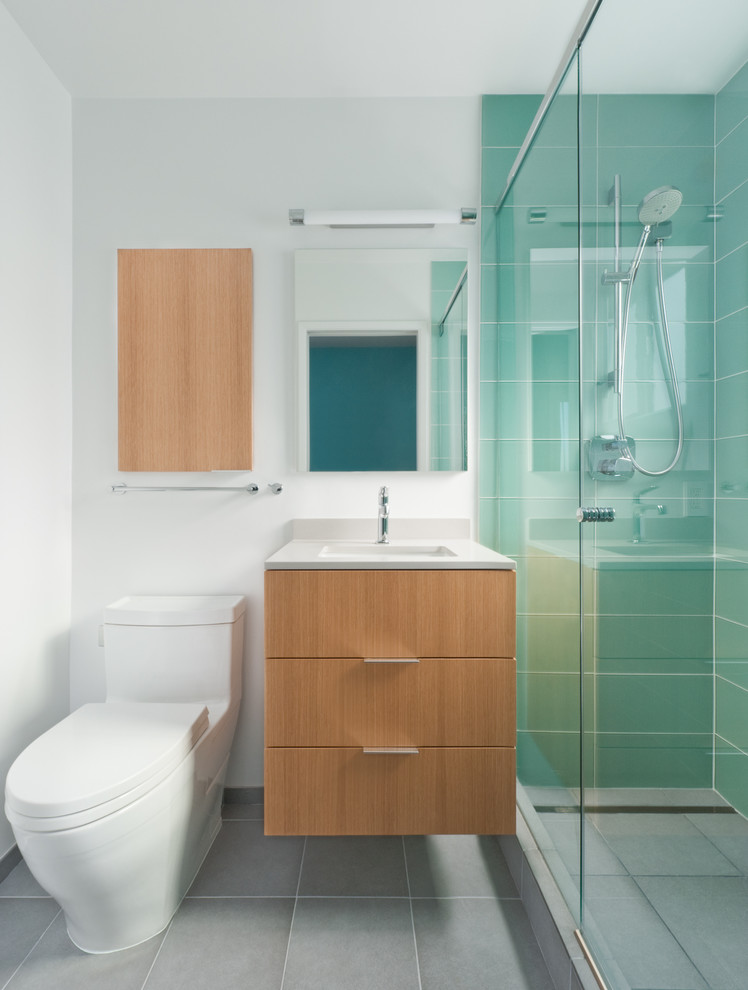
[601,176,684,477]
[588,435,635,482]
[495,0,604,211]
[376,486,390,544]
[437,264,467,337]
[289,208,477,228]
[528,208,548,224]
[111,482,283,495]
[632,485,666,543]
[576,506,616,523]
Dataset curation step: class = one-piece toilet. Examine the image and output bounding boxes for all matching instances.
[4,595,246,953]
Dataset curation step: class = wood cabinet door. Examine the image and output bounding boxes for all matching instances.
[118,248,253,471]
[264,569,516,658]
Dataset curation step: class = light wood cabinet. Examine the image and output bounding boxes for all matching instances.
[118,248,253,471]
[264,569,515,658]
[264,568,516,835]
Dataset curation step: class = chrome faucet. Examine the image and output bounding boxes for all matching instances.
[632,485,666,543]
[376,486,390,544]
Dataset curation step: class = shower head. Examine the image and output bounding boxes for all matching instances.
[638,186,683,226]
[626,185,683,286]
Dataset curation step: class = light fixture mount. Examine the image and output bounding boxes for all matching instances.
[288,208,477,228]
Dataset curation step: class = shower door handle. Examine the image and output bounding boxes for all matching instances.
[576,506,616,523]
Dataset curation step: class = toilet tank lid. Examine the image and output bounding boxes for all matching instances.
[104,595,246,625]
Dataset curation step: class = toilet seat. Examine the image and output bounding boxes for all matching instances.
[5,702,209,832]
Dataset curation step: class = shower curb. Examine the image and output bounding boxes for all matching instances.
[499,808,606,990]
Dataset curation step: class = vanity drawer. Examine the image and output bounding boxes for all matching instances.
[265,657,515,747]
[264,747,516,835]
[264,569,516,658]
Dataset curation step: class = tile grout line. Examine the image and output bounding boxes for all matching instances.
[402,836,424,990]
[1,907,61,990]
[139,917,174,990]
[628,872,715,988]
[278,834,307,990]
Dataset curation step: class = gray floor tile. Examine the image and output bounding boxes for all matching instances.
[687,812,748,874]
[637,876,748,990]
[404,834,517,898]
[592,813,741,876]
[4,913,163,990]
[412,897,554,990]
[538,814,627,877]
[188,820,304,896]
[0,861,51,898]
[299,836,408,897]
[0,900,60,987]
[283,897,419,990]
[143,898,294,990]
[221,802,264,820]
[583,876,708,990]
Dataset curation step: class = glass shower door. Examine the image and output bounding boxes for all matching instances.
[484,55,586,924]
[576,4,718,987]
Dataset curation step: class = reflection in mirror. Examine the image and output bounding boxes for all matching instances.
[295,249,468,471]
[309,334,417,470]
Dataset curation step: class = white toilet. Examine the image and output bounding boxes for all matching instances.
[4,595,246,954]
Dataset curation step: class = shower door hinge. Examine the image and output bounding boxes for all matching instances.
[576,506,615,523]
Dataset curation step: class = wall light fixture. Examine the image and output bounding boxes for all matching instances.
[288,208,477,228]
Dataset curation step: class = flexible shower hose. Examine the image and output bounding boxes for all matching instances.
[617,238,684,477]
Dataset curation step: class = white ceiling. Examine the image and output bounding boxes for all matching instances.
[2,0,748,100]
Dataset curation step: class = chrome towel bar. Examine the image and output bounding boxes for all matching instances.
[111,482,283,495]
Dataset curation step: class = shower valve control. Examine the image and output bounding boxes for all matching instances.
[576,506,616,523]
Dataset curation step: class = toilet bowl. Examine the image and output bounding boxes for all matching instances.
[4,595,246,953]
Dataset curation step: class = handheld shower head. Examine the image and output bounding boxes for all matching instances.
[628,186,684,283]
[638,186,683,226]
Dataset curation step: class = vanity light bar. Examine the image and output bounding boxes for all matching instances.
[289,208,477,228]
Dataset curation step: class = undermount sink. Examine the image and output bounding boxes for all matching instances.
[264,528,516,570]
[319,542,458,559]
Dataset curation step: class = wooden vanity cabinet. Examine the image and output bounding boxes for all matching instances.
[264,568,516,835]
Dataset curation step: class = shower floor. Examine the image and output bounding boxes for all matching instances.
[526,787,748,990]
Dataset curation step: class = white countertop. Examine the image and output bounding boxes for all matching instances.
[265,537,516,570]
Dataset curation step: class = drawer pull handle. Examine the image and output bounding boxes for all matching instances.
[362,747,420,755]
[363,657,419,664]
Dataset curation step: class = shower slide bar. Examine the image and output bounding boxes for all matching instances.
[494,0,603,212]
[111,482,283,495]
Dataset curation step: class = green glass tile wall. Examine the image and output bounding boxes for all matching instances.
[481,88,717,792]
[716,57,748,817]
[430,260,467,470]
[481,87,581,790]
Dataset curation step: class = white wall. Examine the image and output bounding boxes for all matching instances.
[0,5,72,855]
[72,97,480,786]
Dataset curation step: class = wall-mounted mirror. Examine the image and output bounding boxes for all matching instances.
[295,249,467,471]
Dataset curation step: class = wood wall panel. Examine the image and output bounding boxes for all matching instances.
[264,569,516,658]
[118,248,253,471]
[264,747,516,835]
